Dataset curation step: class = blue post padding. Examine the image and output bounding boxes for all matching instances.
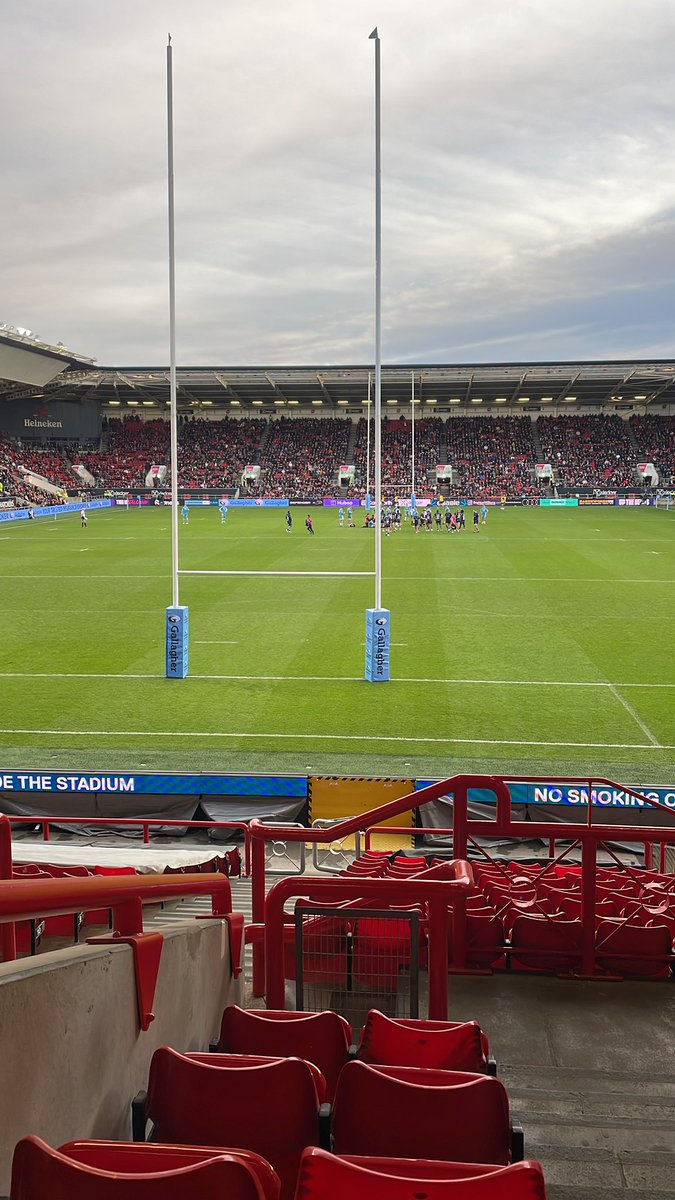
[166,606,189,679]
[365,607,391,682]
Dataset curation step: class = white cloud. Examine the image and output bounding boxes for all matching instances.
[2,0,675,364]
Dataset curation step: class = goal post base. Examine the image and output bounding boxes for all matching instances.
[365,607,391,682]
[166,606,189,679]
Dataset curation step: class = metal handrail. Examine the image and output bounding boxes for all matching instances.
[3,814,251,874]
[248,773,675,991]
[262,864,474,1019]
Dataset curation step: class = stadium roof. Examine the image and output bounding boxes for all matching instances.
[0,326,94,403]
[5,359,675,411]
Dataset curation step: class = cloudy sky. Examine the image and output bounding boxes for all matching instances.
[3,0,675,367]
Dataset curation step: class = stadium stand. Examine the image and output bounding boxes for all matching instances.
[536,414,636,487]
[2,412,674,498]
[80,418,170,488]
[353,415,444,492]
[257,417,352,497]
[178,417,266,488]
[0,435,68,507]
[629,413,675,483]
[444,417,543,498]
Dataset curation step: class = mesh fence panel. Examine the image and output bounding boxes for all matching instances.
[294,905,421,1027]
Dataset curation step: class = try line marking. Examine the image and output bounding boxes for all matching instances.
[0,671,672,689]
[0,727,667,751]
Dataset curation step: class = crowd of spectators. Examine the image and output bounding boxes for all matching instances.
[445,417,543,498]
[257,417,352,496]
[0,435,70,508]
[179,417,266,488]
[629,415,675,484]
[2,413,675,504]
[537,415,636,488]
[353,416,444,492]
[78,418,171,488]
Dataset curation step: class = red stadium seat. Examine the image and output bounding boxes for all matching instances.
[216,1006,352,1101]
[137,1047,326,1200]
[352,914,424,985]
[595,920,672,979]
[450,914,506,970]
[356,1009,493,1073]
[510,915,582,974]
[295,1149,547,1200]
[185,1051,328,1103]
[60,1139,279,1197]
[331,1061,521,1165]
[10,1136,279,1200]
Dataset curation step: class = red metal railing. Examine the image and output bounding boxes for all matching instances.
[3,815,251,874]
[249,774,675,992]
[0,814,242,1029]
[261,866,473,1019]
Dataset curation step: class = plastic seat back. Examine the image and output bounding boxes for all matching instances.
[59,1141,280,1198]
[295,1149,547,1199]
[185,1051,327,1103]
[511,915,582,973]
[217,1006,351,1101]
[332,1060,513,1164]
[145,1047,322,1200]
[595,920,672,978]
[357,1009,488,1072]
[10,1136,275,1200]
[450,914,505,969]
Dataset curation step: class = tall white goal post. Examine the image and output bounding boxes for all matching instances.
[163,37,387,682]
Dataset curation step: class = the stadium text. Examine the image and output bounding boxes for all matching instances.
[0,775,134,792]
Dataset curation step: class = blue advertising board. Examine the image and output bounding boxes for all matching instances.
[416,780,675,811]
[0,499,112,523]
[0,772,308,797]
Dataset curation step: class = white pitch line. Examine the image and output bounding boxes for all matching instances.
[178,570,375,578]
[0,671,673,691]
[609,684,661,747]
[2,574,675,584]
[0,726,665,751]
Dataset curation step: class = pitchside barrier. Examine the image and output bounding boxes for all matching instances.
[0,498,113,523]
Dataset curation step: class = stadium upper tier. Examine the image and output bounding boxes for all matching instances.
[0,414,673,503]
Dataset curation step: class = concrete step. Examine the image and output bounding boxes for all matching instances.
[502,1064,675,1101]
[502,1064,675,1191]
[540,1144,675,1197]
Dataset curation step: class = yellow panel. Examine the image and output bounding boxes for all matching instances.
[309,776,415,850]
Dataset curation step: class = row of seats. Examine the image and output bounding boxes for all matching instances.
[214,1005,495,1099]
[10,1141,546,1199]
[10,1006,544,1198]
[285,853,675,981]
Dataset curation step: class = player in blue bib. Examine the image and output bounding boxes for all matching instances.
[181,503,189,525]
[219,502,228,524]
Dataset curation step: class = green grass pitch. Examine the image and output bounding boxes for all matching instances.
[1,504,674,783]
